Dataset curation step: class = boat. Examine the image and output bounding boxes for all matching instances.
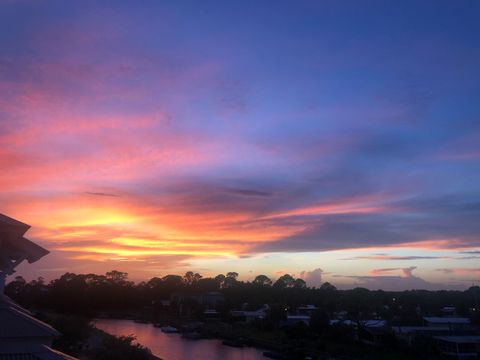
[161,325,179,333]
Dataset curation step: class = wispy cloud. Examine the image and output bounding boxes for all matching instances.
[342,254,448,261]
[2,0,480,284]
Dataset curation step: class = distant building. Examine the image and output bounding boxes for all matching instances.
[358,326,391,347]
[393,325,450,345]
[283,315,311,326]
[297,305,318,316]
[329,319,386,329]
[423,317,471,330]
[0,214,77,360]
[203,309,220,321]
[230,305,268,323]
[393,316,480,355]
[434,335,480,359]
[441,306,457,317]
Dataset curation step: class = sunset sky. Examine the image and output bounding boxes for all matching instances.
[1,0,479,290]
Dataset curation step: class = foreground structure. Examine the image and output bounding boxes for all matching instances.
[0,214,77,360]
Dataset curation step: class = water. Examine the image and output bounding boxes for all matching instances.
[95,319,266,360]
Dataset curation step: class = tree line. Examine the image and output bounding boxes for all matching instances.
[5,270,480,325]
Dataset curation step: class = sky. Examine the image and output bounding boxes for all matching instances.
[1,0,480,290]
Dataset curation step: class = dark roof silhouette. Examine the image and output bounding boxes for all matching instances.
[0,296,60,339]
[0,214,49,264]
[0,214,77,360]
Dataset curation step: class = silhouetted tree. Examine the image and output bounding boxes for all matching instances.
[293,278,306,289]
[253,275,272,286]
[183,271,202,285]
[320,282,337,291]
[273,274,295,289]
[214,274,226,288]
[224,272,239,288]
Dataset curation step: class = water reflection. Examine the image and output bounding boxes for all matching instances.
[95,319,266,360]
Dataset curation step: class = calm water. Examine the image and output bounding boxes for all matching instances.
[95,319,266,360]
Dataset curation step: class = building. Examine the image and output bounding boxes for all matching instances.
[230,305,268,323]
[203,309,221,321]
[434,335,480,360]
[393,325,450,345]
[441,306,457,317]
[392,317,480,355]
[297,305,318,316]
[283,315,311,326]
[358,326,391,346]
[423,317,472,330]
[0,213,77,360]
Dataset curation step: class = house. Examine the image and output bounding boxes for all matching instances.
[297,305,318,316]
[0,214,77,360]
[203,309,220,321]
[423,317,471,330]
[358,325,391,346]
[283,315,311,326]
[329,319,386,328]
[330,319,355,326]
[434,335,480,360]
[441,306,457,317]
[334,310,348,320]
[230,305,268,323]
[357,320,390,346]
[393,325,451,345]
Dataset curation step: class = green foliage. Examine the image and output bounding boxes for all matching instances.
[35,313,92,357]
[6,269,480,328]
[253,274,272,286]
[273,274,295,288]
[89,334,154,360]
[7,270,480,360]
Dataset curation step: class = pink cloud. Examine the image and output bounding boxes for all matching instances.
[437,268,480,275]
[369,266,417,278]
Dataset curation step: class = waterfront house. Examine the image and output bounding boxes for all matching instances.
[423,317,471,330]
[0,214,77,360]
[434,335,480,359]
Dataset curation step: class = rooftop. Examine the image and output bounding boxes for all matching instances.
[434,335,480,344]
[423,317,470,324]
[0,214,49,269]
[0,296,60,339]
[0,345,78,360]
[0,214,77,360]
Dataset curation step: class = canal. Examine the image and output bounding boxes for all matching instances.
[95,319,267,360]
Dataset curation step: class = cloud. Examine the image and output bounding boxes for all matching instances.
[2,0,480,283]
[436,268,480,275]
[298,268,324,288]
[369,266,417,278]
[223,188,273,197]
[85,192,119,197]
[342,254,448,261]
[334,267,460,291]
[252,194,480,253]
